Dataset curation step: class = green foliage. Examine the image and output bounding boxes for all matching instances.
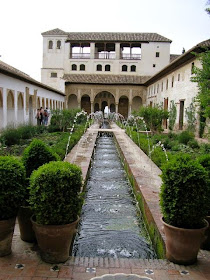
[178,130,194,145]
[168,100,177,131]
[160,154,208,229]
[150,147,169,169]
[188,139,199,149]
[185,101,196,132]
[0,156,26,219]
[29,161,82,225]
[50,109,86,132]
[191,50,210,119]
[0,124,47,146]
[22,139,60,178]
[138,105,169,134]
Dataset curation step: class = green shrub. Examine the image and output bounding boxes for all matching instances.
[160,154,208,229]
[0,156,26,219]
[178,130,194,145]
[18,125,36,140]
[0,127,21,146]
[22,139,60,178]
[29,161,82,225]
[188,139,199,149]
[151,147,168,168]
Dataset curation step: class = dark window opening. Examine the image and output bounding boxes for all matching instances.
[122,65,127,72]
[80,64,85,71]
[49,40,53,49]
[72,64,77,71]
[96,64,102,71]
[105,64,111,71]
[131,65,136,72]
[51,72,57,78]
[156,52,160,57]
[57,40,61,49]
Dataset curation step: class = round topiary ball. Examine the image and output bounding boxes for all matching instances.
[29,161,82,225]
[0,156,26,219]
[22,139,60,178]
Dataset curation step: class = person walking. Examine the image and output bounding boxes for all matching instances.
[35,109,41,125]
[40,107,44,125]
[44,108,49,126]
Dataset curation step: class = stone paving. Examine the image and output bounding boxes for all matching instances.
[1,123,209,280]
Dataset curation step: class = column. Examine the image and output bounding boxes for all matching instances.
[115,43,120,60]
[90,42,95,59]
[91,102,94,113]
[77,89,81,109]
[14,91,18,124]
[3,88,7,128]
[128,102,132,116]
[115,103,118,113]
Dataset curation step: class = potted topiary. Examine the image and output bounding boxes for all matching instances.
[0,156,26,256]
[29,161,82,263]
[160,154,209,265]
[197,154,210,250]
[18,139,60,242]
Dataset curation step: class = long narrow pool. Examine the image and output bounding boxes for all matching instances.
[72,134,156,259]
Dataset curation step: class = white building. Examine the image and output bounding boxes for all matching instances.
[0,60,65,130]
[41,28,209,133]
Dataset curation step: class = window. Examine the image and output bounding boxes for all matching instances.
[161,82,163,91]
[191,62,195,74]
[105,64,111,71]
[51,72,57,78]
[131,65,136,72]
[153,64,156,67]
[178,73,180,81]
[157,84,159,93]
[96,64,102,71]
[72,64,77,71]
[80,64,85,71]
[166,79,168,90]
[156,52,160,57]
[172,76,174,87]
[48,40,53,49]
[57,40,61,49]
[122,65,127,72]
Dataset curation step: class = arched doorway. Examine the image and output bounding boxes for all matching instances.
[110,103,115,113]
[37,97,41,109]
[81,95,91,114]
[131,96,142,112]
[94,103,99,112]
[17,93,24,124]
[7,90,15,125]
[94,91,115,114]
[118,96,129,118]
[68,94,78,109]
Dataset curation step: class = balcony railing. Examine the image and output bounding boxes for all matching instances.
[70,53,90,59]
[94,52,116,59]
[120,54,141,60]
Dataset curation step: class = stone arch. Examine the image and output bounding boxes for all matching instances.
[131,96,142,112]
[94,91,115,113]
[17,93,24,109]
[68,94,78,109]
[46,98,49,108]
[119,96,129,118]
[42,98,45,108]
[81,94,91,114]
[7,90,15,125]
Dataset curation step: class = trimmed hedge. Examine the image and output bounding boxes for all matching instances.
[0,156,26,219]
[160,154,208,229]
[29,161,82,225]
[22,139,60,178]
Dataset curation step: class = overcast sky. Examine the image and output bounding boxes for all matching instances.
[0,0,209,81]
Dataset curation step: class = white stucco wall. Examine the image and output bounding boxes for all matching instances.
[146,57,200,131]
[0,73,65,129]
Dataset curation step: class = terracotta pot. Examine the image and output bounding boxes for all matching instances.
[0,217,16,257]
[162,217,209,265]
[201,216,210,250]
[31,216,79,263]
[17,206,36,242]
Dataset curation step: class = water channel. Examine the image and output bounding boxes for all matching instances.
[72,133,156,259]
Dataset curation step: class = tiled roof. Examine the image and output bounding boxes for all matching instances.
[42,28,172,43]
[197,39,210,48]
[0,60,65,96]
[63,74,151,85]
[170,54,180,62]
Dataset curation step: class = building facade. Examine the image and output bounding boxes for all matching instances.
[41,29,209,132]
[0,60,65,130]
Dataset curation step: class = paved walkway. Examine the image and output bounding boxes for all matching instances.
[1,124,209,280]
